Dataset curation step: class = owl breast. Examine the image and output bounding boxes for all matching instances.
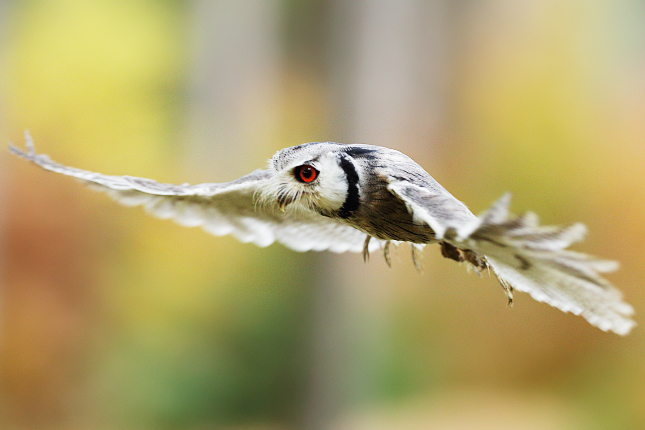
[346,186,436,244]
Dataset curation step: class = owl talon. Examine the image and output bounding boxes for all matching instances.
[363,235,371,262]
[383,241,392,267]
[497,277,514,307]
[507,294,514,307]
[411,245,423,272]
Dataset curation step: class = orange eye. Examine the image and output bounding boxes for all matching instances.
[297,165,318,183]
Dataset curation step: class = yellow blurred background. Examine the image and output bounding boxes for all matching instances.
[1,1,644,429]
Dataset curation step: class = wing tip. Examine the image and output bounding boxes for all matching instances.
[8,130,36,157]
[8,143,25,157]
[486,257,635,336]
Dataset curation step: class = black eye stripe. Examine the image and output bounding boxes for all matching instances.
[337,154,360,219]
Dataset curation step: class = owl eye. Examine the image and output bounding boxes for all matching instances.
[295,165,318,183]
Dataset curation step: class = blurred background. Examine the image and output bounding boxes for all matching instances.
[1,1,644,429]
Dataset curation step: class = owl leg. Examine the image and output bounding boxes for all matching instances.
[411,244,423,272]
[440,241,464,263]
[440,242,512,304]
[383,241,392,268]
[363,235,372,262]
[462,249,488,276]
[441,241,489,275]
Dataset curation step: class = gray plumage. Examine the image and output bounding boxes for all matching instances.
[9,133,635,335]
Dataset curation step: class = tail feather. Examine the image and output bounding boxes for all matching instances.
[460,194,635,335]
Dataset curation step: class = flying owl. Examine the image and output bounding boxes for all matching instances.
[9,133,635,335]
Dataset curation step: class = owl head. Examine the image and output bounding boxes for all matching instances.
[258,142,362,218]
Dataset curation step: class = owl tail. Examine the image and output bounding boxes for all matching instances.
[453,193,635,335]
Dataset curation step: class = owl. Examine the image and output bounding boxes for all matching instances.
[10,133,635,335]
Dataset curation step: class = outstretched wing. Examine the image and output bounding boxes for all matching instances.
[9,134,383,254]
[464,194,635,335]
[388,177,634,335]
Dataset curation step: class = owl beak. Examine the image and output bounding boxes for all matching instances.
[277,194,294,212]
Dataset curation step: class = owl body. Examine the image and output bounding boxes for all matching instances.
[9,135,635,335]
[269,142,468,244]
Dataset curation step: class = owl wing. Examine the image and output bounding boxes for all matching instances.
[463,194,635,335]
[388,178,634,335]
[386,177,478,240]
[9,137,384,254]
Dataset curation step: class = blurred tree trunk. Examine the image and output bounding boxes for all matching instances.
[303,1,453,428]
[186,0,282,179]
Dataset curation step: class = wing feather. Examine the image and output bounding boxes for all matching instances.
[386,178,478,240]
[466,195,635,335]
[9,136,383,254]
[387,179,634,335]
